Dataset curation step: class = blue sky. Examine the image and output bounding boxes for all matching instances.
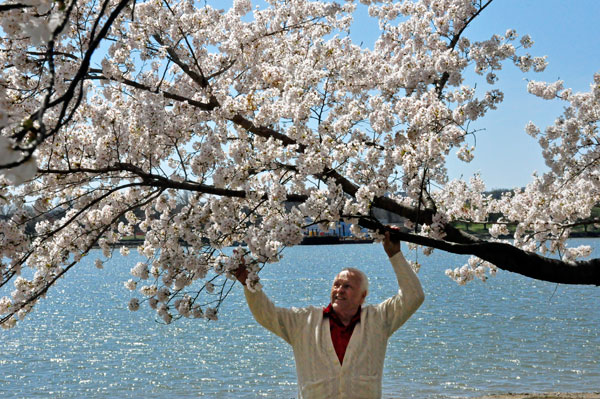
[347,0,600,190]
[206,1,600,190]
[207,1,600,190]
[276,0,600,189]
[444,0,600,189]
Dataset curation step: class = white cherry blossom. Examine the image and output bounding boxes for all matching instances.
[0,0,598,329]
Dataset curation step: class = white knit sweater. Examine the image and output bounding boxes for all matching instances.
[244,251,425,399]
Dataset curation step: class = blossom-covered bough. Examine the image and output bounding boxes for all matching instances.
[1,0,599,328]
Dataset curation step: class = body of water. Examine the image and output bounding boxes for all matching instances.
[1,239,599,398]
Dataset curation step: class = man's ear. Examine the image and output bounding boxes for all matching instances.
[360,290,367,304]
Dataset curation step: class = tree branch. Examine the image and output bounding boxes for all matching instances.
[435,0,494,96]
[40,164,308,203]
[358,217,600,286]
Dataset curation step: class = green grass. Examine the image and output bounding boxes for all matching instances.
[451,206,600,237]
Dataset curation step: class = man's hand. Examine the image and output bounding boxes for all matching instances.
[233,253,248,286]
[383,229,401,258]
[234,266,248,286]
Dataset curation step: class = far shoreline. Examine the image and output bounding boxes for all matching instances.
[112,232,600,248]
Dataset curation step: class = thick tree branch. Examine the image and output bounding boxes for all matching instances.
[87,69,217,111]
[0,3,32,11]
[359,217,600,286]
[40,164,308,203]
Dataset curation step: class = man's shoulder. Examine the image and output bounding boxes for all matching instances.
[289,304,322,315]
[284,304,327,324]
[361,301,398,317]
[361,303,382,313]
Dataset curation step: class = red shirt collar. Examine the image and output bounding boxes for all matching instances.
[323,304,362,365]
[323,303,361,326]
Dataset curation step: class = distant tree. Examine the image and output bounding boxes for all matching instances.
[1,0,599,328]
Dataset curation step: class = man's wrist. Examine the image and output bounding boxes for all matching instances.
[386,249,401,258]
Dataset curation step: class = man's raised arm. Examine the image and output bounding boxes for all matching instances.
[379,230,425,334]
[234,256,303,345]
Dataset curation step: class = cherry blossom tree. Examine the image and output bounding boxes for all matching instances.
[1,0,599,329]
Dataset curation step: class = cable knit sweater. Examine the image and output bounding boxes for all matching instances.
[244,251,425,399]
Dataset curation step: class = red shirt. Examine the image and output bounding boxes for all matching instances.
[323,304,361,365]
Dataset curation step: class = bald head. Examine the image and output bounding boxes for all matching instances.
[337,268,369,296]
[331,268,369,321]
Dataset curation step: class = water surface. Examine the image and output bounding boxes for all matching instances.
[2,240,599,398]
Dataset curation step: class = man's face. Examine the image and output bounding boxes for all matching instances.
[331,271,366,316]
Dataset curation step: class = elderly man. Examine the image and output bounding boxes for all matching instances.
[235,231,425,399]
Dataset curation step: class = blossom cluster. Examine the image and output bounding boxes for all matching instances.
[0,0,596,329]
[445,256,497,285]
